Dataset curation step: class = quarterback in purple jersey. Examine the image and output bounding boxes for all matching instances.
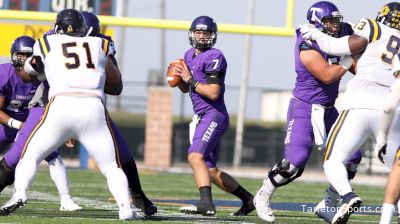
[80,11,157,215]
[0,36,81,211]
[253,2,363,223]
[174,16,255,216]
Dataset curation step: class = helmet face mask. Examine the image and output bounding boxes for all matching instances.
[188,16,218,50]
[54,9,86,37]
[376,2,400,31]
[307,1,343,37]
[10,36,35,71]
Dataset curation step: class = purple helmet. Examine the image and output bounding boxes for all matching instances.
[306,1,343,37]
[188,16,218,49]
[81,11,100,36]
[376,2,400,31]
[10,36,35,71]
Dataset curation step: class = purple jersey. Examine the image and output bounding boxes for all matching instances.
[0,63,39,121]
[292,23,353,105]
[184,48,227,114]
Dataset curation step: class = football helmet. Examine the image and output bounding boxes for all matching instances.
[81,11,100,36]
[306,1,343,37]
[54,9,86,36]
[10,36,35,71]
[188,16,218,49]
[376,2,400,31]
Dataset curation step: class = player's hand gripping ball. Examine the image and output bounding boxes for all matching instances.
[167,59,185,87]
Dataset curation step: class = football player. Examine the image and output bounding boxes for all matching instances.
[81,11,157,216]
[0,35,81,211]
[0,9,140,220]
[253,1,363,223]
[374,22,400,224]
[174,16,255,216]
[300,2,400,223]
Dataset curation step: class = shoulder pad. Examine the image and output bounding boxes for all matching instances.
[353,17,382,43]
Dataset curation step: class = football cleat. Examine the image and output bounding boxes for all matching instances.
[254,186,275,222]
[315,200,337,224]
[180,200,216,216]
[315,187,342,223]
[332,192,362,224]
[119,203,144,220]
[131,192,157,216]
[230,196,256,216]
[60,197,82,211]
[0,196,26,216]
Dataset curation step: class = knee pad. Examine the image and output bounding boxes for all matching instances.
[268,159,303,187]
[0,159,15,190]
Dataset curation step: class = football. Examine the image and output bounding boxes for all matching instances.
[167,59,185,87]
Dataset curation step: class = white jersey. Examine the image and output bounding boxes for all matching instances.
[341,18,400,110]
[33,34,113,98]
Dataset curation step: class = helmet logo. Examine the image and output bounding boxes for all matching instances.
[309,7,322,24]
[67,25,73,33]
[195,24,208,30]
[379,5,390,17]
[20,47,32,52]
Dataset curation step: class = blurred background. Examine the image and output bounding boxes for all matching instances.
[0,0,391,174]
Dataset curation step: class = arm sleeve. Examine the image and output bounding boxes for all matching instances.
[313,33,351,56]
[313,18,376,56]
[204,52,227,85]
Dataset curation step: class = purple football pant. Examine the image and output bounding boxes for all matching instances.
[0,125,18,144]
[284,98,362,169]
[4,106,59,169]
[188,110,229,168]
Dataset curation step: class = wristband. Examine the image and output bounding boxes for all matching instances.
[7,118,22,130]
[187,77,200,89]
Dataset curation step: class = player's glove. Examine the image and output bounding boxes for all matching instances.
[375,135,387,164]
[299,24,323,41]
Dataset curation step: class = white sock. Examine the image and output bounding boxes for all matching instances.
[380,203,395,224]
[324,159,352,196]
[104,166,131,208]
[48,156,71,201]
[262,178,277,194]
[14,157,39,199]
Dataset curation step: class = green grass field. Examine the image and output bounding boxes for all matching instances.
[0,168,391,223]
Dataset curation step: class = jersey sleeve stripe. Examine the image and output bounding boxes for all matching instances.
[38,37,50,58]
[43,35,51,53]
[102,38,109,55]
[38,38,46,59]
[396,147,400,160]
[367,18,382,42]
[324,110,349,161]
